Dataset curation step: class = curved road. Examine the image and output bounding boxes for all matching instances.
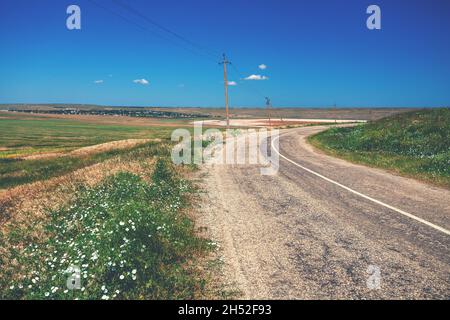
[196,126,450,299]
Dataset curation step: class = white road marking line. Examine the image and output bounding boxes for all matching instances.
[271,133,450,236]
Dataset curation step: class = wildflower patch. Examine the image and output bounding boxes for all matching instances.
[1,159,210,299]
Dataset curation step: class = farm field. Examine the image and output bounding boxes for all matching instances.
[1,104,417,121]
[0,111,186,157]
[0,112,186,189]
[151,106,418,120]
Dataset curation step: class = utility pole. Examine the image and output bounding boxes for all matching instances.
[265,97,272,127]
[333,102,337,124]
[219,53,231,128]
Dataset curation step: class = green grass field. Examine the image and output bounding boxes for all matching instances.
[0,113,174,158]
[309,108,450,188]
[0,114,180,189]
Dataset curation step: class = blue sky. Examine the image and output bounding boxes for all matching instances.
[0,0,449,108]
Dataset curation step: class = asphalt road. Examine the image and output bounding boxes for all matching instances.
[196,126,450,299]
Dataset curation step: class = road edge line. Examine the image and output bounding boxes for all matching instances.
[271,132,450,236]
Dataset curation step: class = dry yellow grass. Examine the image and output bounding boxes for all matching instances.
[20,138,158,160]
[0,155,155,236]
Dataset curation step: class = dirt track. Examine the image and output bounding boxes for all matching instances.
[196,126,450,299]
[21,139,153,160]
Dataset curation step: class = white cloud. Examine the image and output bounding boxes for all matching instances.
[244,74,269,81]
[258,64,267,70]
[228,81,237,86]
[94,80,104,84]
[133,78,149,85]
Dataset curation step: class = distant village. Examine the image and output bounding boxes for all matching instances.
[3,107,210,119]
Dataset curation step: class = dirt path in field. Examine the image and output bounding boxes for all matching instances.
[195,127,450,299]
[0,154,155,232]
[21,139,157,160]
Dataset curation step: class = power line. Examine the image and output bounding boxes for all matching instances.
[111,0,222,60]
[88,0,272,118]
[87,0,219,63]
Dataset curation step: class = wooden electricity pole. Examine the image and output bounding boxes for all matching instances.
[334,102,337,124]
[220,54,231,128]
